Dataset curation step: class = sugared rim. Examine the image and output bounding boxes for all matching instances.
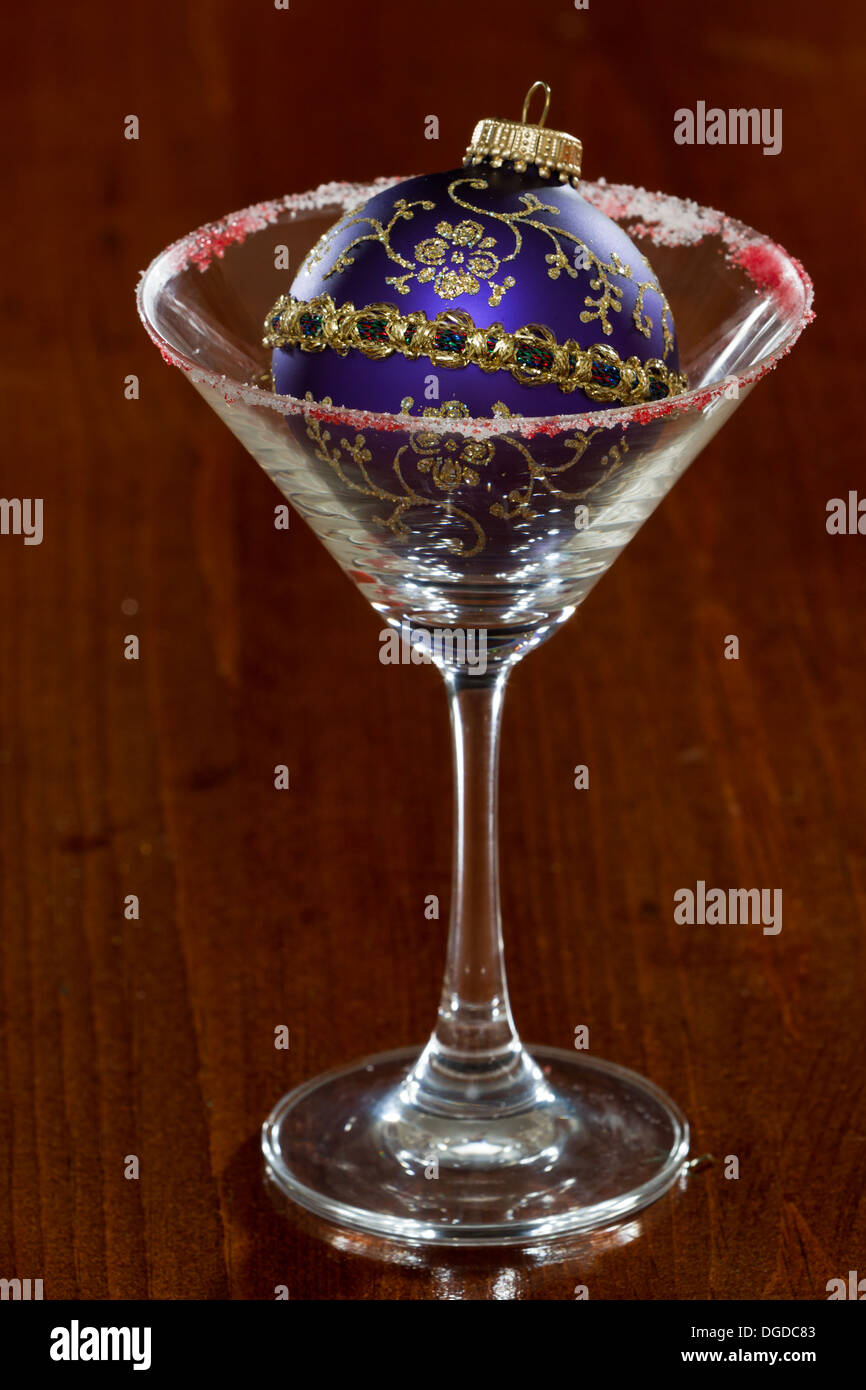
[136,176,814,441]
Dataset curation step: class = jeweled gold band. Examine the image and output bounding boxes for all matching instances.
[264,293,688,405]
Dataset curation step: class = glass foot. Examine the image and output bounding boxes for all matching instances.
[262,1045,689,1246]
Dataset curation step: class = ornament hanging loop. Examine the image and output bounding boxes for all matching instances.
[463,82,581,185]
[521,81,551,128]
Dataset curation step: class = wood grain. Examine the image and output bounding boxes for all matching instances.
[0,0,862,1299]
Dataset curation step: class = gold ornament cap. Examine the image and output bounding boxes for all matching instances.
[463,81,582,186]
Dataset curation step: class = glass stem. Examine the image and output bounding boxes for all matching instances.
[405,666,544,1117]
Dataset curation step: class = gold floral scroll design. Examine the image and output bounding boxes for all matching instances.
[401,219,516,306]
[462,400,631,522]
[300,196,435,280]
[400,399,497,490]
[447,179,675,354]
[295,178,675,354]
[489,421,631,522]
[302,396,487,558]
[300,394,634,557]
[264,295,687,405]
[299,198,516,309]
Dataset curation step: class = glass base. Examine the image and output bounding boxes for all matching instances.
[262,1045,690,1246]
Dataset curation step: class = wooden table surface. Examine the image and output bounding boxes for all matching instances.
[1,0,862,1300]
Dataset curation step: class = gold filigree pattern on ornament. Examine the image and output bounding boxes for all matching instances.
[299,394,636,556]
[295,178,674,354]
[302,396,486,557]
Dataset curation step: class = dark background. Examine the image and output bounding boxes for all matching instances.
[0,0,863,1299]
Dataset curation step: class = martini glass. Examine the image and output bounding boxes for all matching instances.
[138,179,813,1246]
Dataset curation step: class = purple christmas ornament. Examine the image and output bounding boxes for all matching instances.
[267,79,684,417]
[264,84,687,572]
[269,163,682,416]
